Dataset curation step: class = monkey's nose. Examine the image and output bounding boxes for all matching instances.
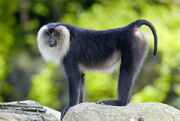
[48,38,57,47]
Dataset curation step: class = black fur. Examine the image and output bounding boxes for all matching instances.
[46,19,158,120]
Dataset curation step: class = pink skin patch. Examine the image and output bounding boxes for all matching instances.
[133,26,139,32]
[133,26,145,41]
[133,26,143,39]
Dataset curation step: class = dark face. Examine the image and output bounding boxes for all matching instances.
[48,37,57,47]
[47,23,61,47]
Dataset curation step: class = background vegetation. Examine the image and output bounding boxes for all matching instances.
[0,0,179,110]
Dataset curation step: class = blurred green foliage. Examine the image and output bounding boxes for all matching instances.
[0,0,179,110]
[28,63,60,109]
[85,72,117,101]
[0,0,20,101]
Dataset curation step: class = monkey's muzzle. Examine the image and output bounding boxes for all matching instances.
[48,38,57,47]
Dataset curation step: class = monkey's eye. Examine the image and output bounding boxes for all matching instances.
[44,31,50,36]
[52,31,60,38]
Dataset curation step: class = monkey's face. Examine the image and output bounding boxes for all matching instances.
[37,23,70,64]
[39,26,61,47]
[48,30,60,47]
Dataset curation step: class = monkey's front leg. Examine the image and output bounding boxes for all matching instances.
[61,60,84,120]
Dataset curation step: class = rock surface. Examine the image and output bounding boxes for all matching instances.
[0,101,179,121]
[63,102,180,121]
[0,100,60,121]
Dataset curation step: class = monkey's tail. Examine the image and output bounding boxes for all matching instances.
[131,19,158,56]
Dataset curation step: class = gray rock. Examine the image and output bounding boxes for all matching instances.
[0,100,60,121]
[0,101,179,121]
[63,102,180,121]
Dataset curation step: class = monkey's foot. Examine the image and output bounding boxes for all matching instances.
[96,99,127,106]
[61,105,71,121]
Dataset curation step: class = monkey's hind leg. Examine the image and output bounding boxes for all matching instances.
[97,38,148,106]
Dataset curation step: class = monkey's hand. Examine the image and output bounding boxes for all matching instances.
[61,105,71,121]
